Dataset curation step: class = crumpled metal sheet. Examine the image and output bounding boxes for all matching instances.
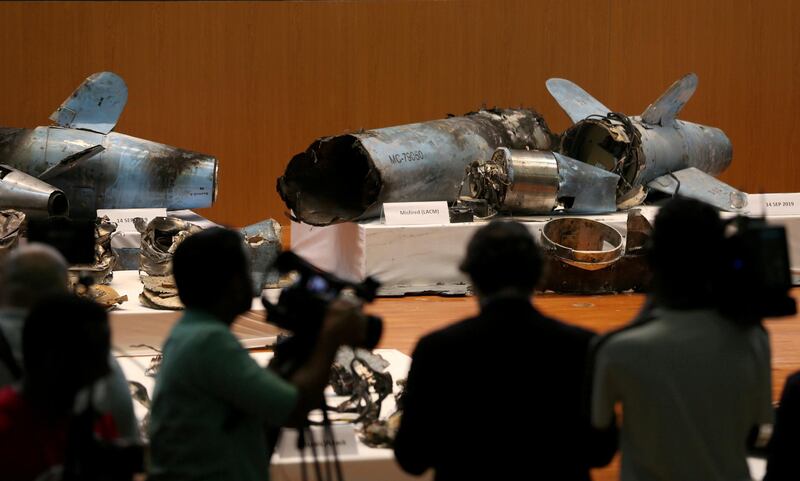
[240,219,282,292]
[68,216,118,287]
[136,216,201,310]
[0,209,25,254]
[278,108,556,226]
[538,210,653,294]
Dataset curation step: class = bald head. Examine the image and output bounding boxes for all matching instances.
[0,243,69,309]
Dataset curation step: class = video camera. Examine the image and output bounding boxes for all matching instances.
[717,216,796,322]
[262,251,383,376]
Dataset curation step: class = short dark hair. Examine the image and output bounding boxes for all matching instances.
[172,227,249,309]
[23,294,110,389]
[648,197,724,308]
[460,220,542,295]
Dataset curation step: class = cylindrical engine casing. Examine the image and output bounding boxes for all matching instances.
[492,148,559,212]
[0,164,68,216]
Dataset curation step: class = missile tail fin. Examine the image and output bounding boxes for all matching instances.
[640,73,698,126]
[49,72,128,134]
[546,78,613,124]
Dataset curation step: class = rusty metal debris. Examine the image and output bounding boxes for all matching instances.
[0,209,25,255]
[539,210,653,293]
[548,73,745,211]
[278,109,556,226]
[0,72,217,218]
[466,147,619,215]
[136,216,202,310]
[68,216,118,287]
[241,219,282,291]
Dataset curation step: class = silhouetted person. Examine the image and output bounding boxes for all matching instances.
[592,198,772,481]
[0,243,138,442]
[764,371,800,480]
[149,227,365,481]
[394,220,617,481]
[0,294,117,481]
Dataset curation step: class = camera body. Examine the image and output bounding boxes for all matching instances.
[262,251,383,376]
[717,216,796,321]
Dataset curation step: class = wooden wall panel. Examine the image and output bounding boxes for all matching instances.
[0,0,797,227]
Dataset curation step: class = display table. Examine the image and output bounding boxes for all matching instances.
[107,270,281,355]
[116,349,427,481]
[292,196,800,295]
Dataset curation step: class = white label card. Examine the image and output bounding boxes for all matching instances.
[382,201,450,225]
[746,193,800,216]
[275,424,359,458]
[96,208,167,232]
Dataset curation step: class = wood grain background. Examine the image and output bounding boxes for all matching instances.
[0,0,797,227]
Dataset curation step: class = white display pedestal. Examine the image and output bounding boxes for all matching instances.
[116,349,427,481]
[292,197,800,295]
[292,208,660,296]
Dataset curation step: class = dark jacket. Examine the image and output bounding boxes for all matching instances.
[765,371,800,481]
[394,297,617,481]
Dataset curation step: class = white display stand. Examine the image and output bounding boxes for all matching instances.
[292,196,800,295]
[292,208,659,295]
[108,270,281,355]
[116,349,428,481]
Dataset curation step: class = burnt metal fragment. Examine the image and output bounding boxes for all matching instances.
[241,219,282,292]
[68,216,118,287]
[0,209,25,255]
[278,109,556,226]
[136,216,202,310]
[330,348,393,425]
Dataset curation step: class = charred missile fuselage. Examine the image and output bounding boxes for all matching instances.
[278,109,556,226]
[0,72,217,218]
[0,127,217,217]
[547,73,745,211]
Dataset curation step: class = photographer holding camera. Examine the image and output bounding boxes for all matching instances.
[591,198,773,481]
[148,227,367,481]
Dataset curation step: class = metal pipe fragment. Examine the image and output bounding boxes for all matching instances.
[278,109,556,226]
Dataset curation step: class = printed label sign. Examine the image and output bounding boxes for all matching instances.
[382,201,450,225]
[97,208,167,232]
[275,424,359,458]
[746,193,800,216]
